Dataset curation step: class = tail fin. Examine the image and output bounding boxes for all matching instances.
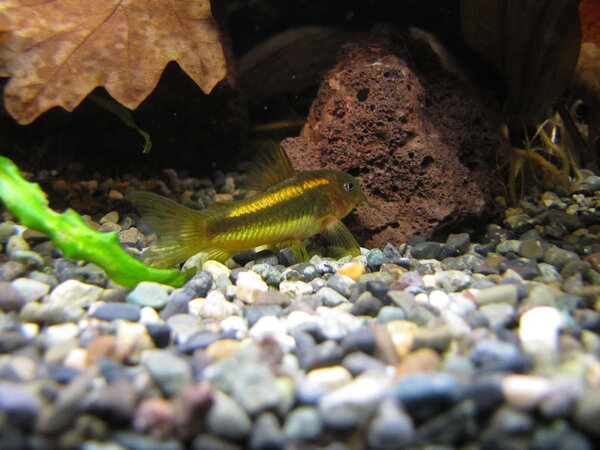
[128,192,208,269]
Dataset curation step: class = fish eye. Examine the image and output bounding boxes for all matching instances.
[343,181,355,192]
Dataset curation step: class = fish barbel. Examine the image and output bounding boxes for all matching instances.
[129,145,367,268]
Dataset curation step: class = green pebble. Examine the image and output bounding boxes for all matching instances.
[126,281,172,309]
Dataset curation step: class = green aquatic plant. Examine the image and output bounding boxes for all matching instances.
[0,156,191,288]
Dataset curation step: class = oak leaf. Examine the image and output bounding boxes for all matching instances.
[0,0,227,124]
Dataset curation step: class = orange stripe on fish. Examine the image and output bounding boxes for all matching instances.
[128,143,368,268]
[225,178,330,218]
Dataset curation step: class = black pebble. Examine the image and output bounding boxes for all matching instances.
[145,322,172,348]
[410,241,442,260]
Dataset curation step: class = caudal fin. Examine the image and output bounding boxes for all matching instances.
[128,192,208,269]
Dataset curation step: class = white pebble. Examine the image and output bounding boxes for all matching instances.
[19,322,40,338]
[48,279,104,308]
[519,306,563,355]
[428,290,450,310]
[189,290,240,320]
[220,316,248,338]
[139,306,161,324]
[502,374,551,410]
[306,366,352,391]
[279,280,313,297]
[236,270,268,303]
[44,323,80,346]
[63,347,88,370]
[250,316,294,351]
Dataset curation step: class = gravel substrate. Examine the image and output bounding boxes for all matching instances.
[2,168,600,449]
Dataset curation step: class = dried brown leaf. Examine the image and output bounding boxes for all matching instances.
[0,0,227,124]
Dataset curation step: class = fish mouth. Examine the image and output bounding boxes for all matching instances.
[359,192,371,207]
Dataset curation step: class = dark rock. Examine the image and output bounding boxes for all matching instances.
[465,374,505,414]
[391,373,463,422]
[160,288,193,320]
[185,271,213,297]
[92,302,141,322]
[469,339,532,373]
[410,241,442,260]
[146,323,173,348]
[445,233,471,254]
[417,399,478,446]
[179,329,220,353]
[350,293,383,316]
[233,249,261,266]
[341,325,376,355]
[282,26,502,248]
[45,363,82,384]
[438,245,461,260]
[365,280,389,301]
[277,247,300,266]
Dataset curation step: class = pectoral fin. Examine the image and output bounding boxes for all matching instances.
[322,220,361,258]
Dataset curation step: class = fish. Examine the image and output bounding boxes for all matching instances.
[128,144,368,268]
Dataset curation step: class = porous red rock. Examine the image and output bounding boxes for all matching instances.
[282,26,504,248]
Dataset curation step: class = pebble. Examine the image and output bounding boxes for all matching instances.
[189,290,240,320]
[337,262,366,281]
[91,302,141,322]
[0,281,25,311]
[279,280,313,297]
[502,374,552,409]
[236,270,268,303]
[367,398,415,449]
[207,390,252,441]
[283,406,323,441]
[2,168,600,447]
[319,372,390,429]
[126,282,172,309]
[519,306,563,357]
[48,279,104,308]
[472,283,519,306]
[316,286,349,307]
[142,349,193,396]
[249,412,285,450]
[326,273,355,298]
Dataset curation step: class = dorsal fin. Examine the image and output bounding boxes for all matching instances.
[243,141,296,191]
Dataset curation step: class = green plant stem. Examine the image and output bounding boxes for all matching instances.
[0,156,191,288]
